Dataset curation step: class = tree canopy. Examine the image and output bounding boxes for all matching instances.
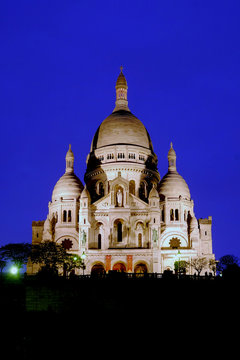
[30,241,66,272]
[0,243,32,269]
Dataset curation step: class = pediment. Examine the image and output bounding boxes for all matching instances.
[92,193,111,209]
[129,193,149,209]
[110,173,129,189]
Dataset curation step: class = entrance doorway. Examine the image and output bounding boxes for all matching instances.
[91,263,105,276]
[134,263,148,274]
[112,262,126,272]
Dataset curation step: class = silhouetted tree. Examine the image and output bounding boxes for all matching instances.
[0,260,6,274]
[0,243,32,269]
[217,255,240,279]
[217,255,239,273]
[174,260,188,274]
[209,259,217,276]
[30,241,66,274]
[63,254,83,277]
[189,257,208,276]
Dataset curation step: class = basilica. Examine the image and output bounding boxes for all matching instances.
[27,68,214,275]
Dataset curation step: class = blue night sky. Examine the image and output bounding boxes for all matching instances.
[0,0,240,260]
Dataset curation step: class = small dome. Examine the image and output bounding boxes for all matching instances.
[159,171,190,200]
[159,143,191,200]
[149,184,159,198]
[52,173,83,201]
[80,186,91,200]
[52,144,84,201]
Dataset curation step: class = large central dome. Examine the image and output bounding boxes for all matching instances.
[90,68,154,153]
[91,109,153,151]
[85,68,159,200]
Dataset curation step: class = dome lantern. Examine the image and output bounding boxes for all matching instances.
[168,142,177,172]
[158,143,191,200]
[65,144,74,174]
[113,66,129,112]
[51,145,83,202]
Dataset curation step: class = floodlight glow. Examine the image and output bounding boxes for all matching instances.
[10,266,19,275]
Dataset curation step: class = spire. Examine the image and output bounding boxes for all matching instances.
[65,144,74,173]
[113,66,129,112]
[168,142,177,172]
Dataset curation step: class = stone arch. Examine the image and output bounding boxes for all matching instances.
[161,232,188,248]
[135,221,144,248]
[134,261,148,273]
[91,262,106,276]
[109,173,129,207]
[134,220,145,230]
[94,221,104,249]
[96,180,105,197]
[113,218,128,244]
[115,185,124,207]
[112,262,126,272]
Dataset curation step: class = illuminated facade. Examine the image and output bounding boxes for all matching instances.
[28,69,214,275]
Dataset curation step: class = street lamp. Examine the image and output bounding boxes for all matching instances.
[9,265,19,276]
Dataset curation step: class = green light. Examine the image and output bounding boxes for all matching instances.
[10,266,19,275]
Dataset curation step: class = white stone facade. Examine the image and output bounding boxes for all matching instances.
[27,69,215,275]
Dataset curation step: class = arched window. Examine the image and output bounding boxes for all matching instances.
[129,180,135,195]
[138,233,142,248]
[162,208,165,222]
[107,153,114,160]
[117,222,122,242]
[63,210,67,222]
[68,210,72,222]
[170,209,174,221]
[98,234,101,249]
[98,182,104,197]
[175,209,179,221]
[139,181,147,200]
